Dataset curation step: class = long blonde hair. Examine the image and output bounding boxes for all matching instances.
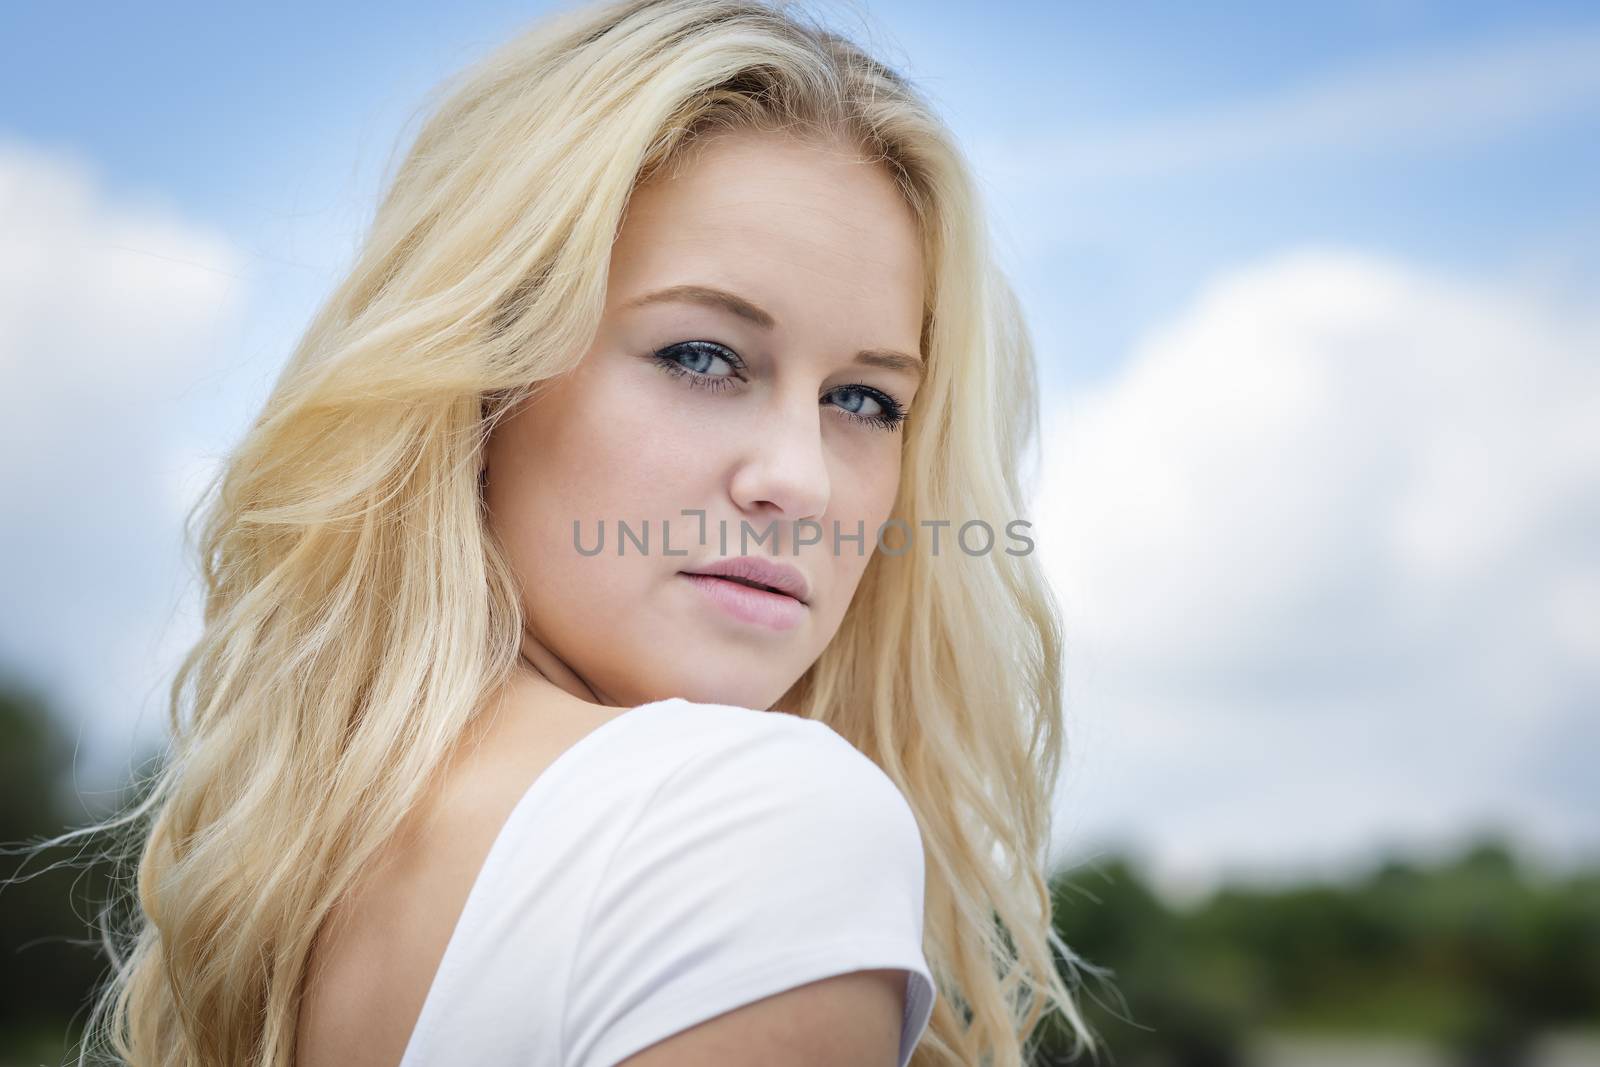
[78,1,1108,1062]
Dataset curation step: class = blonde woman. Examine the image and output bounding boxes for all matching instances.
[83,0,1107,1064]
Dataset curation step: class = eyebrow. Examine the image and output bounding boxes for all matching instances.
[622,283,926,383]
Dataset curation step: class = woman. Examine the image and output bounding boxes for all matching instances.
[84,0,1106,1064]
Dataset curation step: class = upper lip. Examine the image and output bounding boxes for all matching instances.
[681,557,812,605]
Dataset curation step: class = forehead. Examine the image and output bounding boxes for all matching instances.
[607,131,925,344]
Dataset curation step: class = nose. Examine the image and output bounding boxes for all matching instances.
[728,390,831,526]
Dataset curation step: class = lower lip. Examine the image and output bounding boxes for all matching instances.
[680,572,808,631]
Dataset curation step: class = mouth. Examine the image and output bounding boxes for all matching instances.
[678,571,809,631]
[677,556,812,606]
[706,575,793,597]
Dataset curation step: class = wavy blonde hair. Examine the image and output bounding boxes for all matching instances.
[75,0,1109,1063]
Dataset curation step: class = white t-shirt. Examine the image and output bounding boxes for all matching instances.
[398,696,938,1067]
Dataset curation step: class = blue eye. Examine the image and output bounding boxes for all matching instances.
[825,384,906,432]
[649,341,908,433]
[651,341,742,392]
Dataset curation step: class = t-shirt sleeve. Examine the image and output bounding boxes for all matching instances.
[561,718,938,1067]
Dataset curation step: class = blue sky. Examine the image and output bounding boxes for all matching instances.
[2,1,1597,900]
[6,0,1597,391]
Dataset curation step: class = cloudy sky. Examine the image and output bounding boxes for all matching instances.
[2,0,1596,902]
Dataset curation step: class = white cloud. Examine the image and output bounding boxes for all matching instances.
[1037,248,1600,901]
[0,139,247,780]
[979,24,1600,185]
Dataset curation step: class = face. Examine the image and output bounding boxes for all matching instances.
[483,128,926,711]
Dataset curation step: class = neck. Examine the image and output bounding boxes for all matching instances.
[517,630,613,706]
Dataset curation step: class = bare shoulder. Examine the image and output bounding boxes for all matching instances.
[294,677,625,1067]
[616,968,908,1067]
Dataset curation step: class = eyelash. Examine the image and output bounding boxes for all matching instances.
[649,340,908,433]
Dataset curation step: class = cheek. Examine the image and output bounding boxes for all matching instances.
[494,362,715,608]
[822,444,904,574]
[523,366,700,522]
[835,437,903,527]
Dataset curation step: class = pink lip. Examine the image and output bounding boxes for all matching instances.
[681,555,811,604]
[679,572,808,631]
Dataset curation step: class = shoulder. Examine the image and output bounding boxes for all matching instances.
[654,699,911,790]
[561,699,935,1067]
[632,699,924,868]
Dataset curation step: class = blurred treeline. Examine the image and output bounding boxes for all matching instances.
[1,677,154,1067]
[1035,838,1600,1067]
[2,677,1597,1067]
